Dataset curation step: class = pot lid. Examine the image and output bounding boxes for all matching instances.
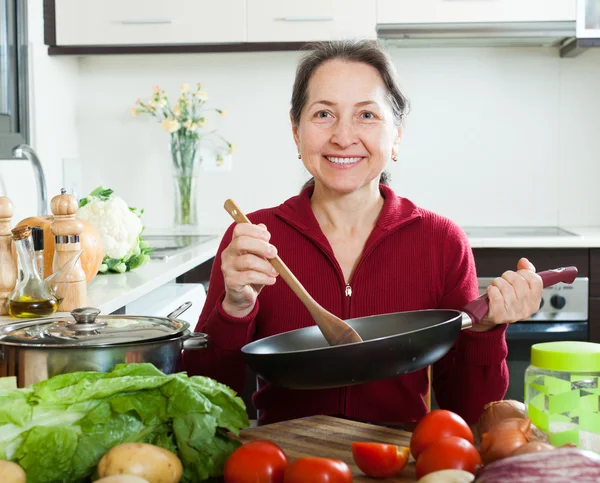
[0,307,190,347]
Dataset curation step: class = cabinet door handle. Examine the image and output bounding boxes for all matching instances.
[118,19,173,25]
[277,16,334,22]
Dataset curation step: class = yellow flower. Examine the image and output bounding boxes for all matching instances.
[219,109,227,117]
[183,120,192,130]
[135,98,141,105]
[196,91,208,101]
[196,82,202,90]
[181,83,190,93]
[129,107,138,118]
[153,85,160,93]
[172,105,181,116]
[229,144,236,154]
[161,118,180,133]
[190,122,198,131]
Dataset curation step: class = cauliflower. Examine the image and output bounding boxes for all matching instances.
[77,186,153,274]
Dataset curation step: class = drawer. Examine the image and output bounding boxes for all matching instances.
[55,0,246,46]
[247,0,377,43]
[377,0,577,24]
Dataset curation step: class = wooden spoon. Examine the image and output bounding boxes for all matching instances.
[224,199,363,346]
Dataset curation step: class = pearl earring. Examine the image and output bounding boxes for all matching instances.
[392,152,398,162]
[298,153,302,159]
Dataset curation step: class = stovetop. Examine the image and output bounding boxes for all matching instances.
[462,226,579,238]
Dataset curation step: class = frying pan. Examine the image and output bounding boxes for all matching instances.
[242,267,578,390]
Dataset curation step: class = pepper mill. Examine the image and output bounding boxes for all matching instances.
[0,197,17,315]
[50,188,87,311]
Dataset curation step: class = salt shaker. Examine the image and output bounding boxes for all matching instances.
[0,197,17,315]
[50,188,87,311]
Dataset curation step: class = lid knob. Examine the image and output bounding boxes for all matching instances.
[71,307,101,324]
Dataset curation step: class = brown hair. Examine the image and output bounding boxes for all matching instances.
[292,39,408,191]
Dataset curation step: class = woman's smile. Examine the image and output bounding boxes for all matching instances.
[324,155,365,167]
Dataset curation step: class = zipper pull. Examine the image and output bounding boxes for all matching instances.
[345,284,352,297]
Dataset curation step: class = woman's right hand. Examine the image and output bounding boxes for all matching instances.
[221,223,279,318]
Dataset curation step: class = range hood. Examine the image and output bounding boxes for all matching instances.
[377,21,576,50]
[377,0,600,58]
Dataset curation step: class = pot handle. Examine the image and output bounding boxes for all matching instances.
[183,332,209,350]
[167,301,192,319]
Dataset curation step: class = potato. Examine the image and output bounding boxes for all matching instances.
[417,469,475,483]
[0,460,26,483]
[98,443,183,483]
[96,477,150,483]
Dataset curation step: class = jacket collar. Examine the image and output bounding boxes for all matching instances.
[274,184,422,250]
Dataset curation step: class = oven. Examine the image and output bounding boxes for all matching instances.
[477,276,589,402]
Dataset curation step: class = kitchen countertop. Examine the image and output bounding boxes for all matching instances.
[0,233,221,323]
[466,226,600,248]
[2,225,600,325]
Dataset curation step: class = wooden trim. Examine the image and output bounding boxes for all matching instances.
[48,42,312,56]
[425,366,432,411]
[43,0,56,46]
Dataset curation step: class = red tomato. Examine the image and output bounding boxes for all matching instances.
[284,457,352,483]
[224,440,289,483]
[415,436,482,479]
[410,409,474,459]
[352,442,410,478]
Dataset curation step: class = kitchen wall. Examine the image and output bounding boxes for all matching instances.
[3,1,600,231]
[74,46,600,231]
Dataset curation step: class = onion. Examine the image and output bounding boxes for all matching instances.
[477,400,526,435]
[479,418,532,464]
[511,441,555,456]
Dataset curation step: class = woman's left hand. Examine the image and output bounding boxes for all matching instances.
[470,257,543,332]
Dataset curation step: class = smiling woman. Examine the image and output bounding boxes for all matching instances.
[184,39,544,428]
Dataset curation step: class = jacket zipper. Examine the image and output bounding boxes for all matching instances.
[342,282,352,415]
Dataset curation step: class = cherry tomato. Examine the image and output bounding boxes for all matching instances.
[224,440,289,483]
[284,457,352,483]
[351,442,410,478]
[415,436,482,479]
[410,409,474,459]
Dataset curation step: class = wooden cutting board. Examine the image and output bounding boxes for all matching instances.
[238,415,417,481]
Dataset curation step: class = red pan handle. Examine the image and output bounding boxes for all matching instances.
[462,266,578,326]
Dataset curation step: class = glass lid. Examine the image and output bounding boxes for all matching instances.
[0,307,189,347]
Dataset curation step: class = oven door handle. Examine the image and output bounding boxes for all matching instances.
[505,322,588,342]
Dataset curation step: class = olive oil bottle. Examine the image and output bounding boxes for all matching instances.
[7,226,58,318]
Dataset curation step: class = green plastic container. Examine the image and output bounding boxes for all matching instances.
[525,341,600,451]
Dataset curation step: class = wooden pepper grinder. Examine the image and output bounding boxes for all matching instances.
[50,188,87,311]
[0,197,17,315]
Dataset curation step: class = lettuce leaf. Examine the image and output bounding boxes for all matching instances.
[0,363,249,483]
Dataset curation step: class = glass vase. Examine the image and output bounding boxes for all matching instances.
[169,136,201,229]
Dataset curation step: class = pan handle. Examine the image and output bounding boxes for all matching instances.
[462,266,579,326]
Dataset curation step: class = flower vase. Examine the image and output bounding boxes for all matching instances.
[169,138,201,229]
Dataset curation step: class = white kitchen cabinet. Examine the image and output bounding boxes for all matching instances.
[54,0,246,46]
[247,0,377,43]
[377,0,577,24]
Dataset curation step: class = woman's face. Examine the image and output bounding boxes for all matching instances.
[293,59,401,194]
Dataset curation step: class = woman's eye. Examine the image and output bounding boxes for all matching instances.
[361,112,375,119]
[316,111,332,119]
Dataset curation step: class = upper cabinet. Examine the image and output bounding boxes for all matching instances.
[53,0,246,46]
[377,0,577,24]
[246,0,376,43]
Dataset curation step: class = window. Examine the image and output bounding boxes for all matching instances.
[0,0,28,158]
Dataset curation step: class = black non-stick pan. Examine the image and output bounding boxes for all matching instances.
[242,267,578,390]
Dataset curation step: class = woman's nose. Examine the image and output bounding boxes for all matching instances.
[330,118,358,148]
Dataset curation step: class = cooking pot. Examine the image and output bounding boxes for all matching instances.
[0,302,208,387]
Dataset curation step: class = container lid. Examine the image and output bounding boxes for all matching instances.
[31,226,44,251]
[531,341,600,372]
[0,307,189,347]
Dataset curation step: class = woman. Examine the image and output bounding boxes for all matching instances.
[184,40,542,427]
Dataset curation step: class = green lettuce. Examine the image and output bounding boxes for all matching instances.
[0,364,249,483]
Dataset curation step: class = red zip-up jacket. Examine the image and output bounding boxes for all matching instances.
[183,185,508,425]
